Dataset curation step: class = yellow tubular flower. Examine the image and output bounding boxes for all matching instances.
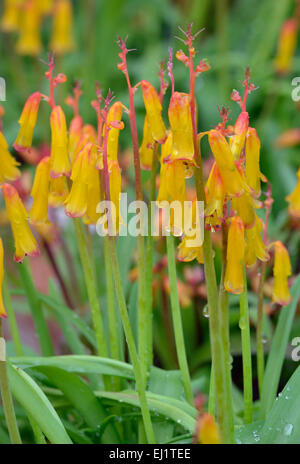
[168,92,194,162]
[1,0,20,32]
[50,106,70,178]
[106,101,123,162]
[274,18,298,75]
[140,80,166,143]
[245,215,269,267]
[230,111,249,159]
[84,165,102,225]
[178,236,204,264]
[0,238,7,318]
[16,0,42,56]
[2,183,39,262]
[13,92,41,152]
[39,0,53,15]
[48,176,69,207]
[205,162,225,219]
[225,216,245,294]
[286,168,300,217]
[65,142,97,218]
[50,0,75,55]
[245,127,266,197]
[0,132,21,182]
[74,124,98,167]
[232,193,256,229]
[198,413,221,445]
[272,241,292,306]
[208,130,246,197]
[30,156,51,224]
[140,116,154,170]
[68,115,83,163]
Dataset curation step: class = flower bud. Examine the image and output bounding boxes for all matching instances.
[50,0,75,55]
[13,92,41,152]
[168,92,194,162]
[225,216,245,294]
[271,241,292,306]
[140,80,166,144]
[50,105,70,178]
[30,156,51,224]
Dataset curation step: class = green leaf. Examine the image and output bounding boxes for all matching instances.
[259,366,300,444]
[260,274,300,418]
[7,363,72,444]
[34,366,119,444]
[9,355,134,380]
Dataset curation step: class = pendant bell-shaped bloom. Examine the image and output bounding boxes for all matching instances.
[140,80,166,144]
[50,105,70,178]
[231,193,256,229]
[271,241,292,306]
[230,111,249,159]
[68,115,83,163]
[2,183,40,262]
[30,156,51,224]
[168,92,194,163]
[286,168,300,218]
[84,166,102,225]
[1,0,20,32]
[50,0,75,55]
[178,236,204,264]
[16,0,42,56]
[106,101,123,162]
[245,127,266,197]
[0,238,7,318]
[208,130,246,197]
[74,124,97,167]
[198,413,221,445]
[205,162,225,220]
[48,176,69,207]
[225,216,245,294]
[245,215,269,267]
[13,92,41,152]
[0,132,21,183]
[274,18,298,75]
[65,142,97,218]
[140,116,155,170]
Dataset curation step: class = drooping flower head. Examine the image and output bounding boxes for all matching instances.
[0,132,21,183]
[225,216,245,294]
[168,92,194,163]
[50,0,75,55]
[271,241,292,306]
[106,101,124,162]
[245,127,266,198]
[16,0,42,56]
[140,80,166,144]
[30,156,51,224]
[1,0,20,32]
[286,168,300,218]
[245,215,269,267]
[2,183,40,262]
[13,92,41,152]
[230,111,249,159]
[50,105,70,178]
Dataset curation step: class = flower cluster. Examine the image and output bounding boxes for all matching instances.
[0,0,75,56]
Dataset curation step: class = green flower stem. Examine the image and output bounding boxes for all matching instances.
[73,219,108,359]
[208,365,215,416]
[257,262,267,397]
[0,322,22,444]
[18,259,54,357]
[107,236,156,444]
[145,143,159,371]
[166,234,194,406]
[239,269,253,424]
[3,277,23,357]
[104,235,120,391]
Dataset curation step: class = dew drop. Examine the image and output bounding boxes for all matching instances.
[203,305,210,318]
[284,424,293,437]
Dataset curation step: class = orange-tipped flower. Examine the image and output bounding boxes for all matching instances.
[68,115,83,163]
[16,0,42,56]
[106,101,123,162]
[0,132,21,182]
[140,116,155,170]
[13,92,41,152]
[205,162,225,220]
[274,18,298,75]
[245,127,266,197]
[286,168,300,217]
[208,130,246,197]
[168,92,194,162]
[0,238,7,318]
[30,156,51,224]
[198,413,221,445]
[271,241,292,306]
[50,105,70,178]
[2,183,39,262]
[245,215,269,267]
[225,216,245,294]
[65,142,97,218]
[50,0,75,55]
[1,0,20,32]
[230,111,249,159]
[140,80,166,144]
